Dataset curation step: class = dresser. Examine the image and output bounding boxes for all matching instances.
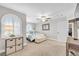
[5,37,24,56]
[66,37,79,56]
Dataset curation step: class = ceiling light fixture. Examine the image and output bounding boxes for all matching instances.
[37,15,51,22]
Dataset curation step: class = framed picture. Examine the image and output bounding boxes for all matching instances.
[42,23,50,30]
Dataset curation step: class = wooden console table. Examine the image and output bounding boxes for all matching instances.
[66,37,79,56]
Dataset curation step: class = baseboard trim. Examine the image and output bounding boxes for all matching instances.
[0,50,5,53]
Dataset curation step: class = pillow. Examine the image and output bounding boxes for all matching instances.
[27,34,35,41]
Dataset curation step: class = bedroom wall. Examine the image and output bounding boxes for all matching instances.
[36,16,68,42]
[74,3,79,39]
[0,5,26,53]
[36,18,57,40]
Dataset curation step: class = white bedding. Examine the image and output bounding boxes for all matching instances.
[27,33,47,42]
[34,33,47,43]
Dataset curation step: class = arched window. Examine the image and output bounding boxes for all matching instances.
[1,14,21,38]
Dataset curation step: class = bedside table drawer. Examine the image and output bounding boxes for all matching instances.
[16,44,23,51]
[7,39,15,47]
[16,38,23,44]
[6,46,15,55]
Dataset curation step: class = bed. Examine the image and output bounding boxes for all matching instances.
[26,33,47,43]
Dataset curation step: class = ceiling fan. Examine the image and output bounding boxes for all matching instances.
[37,15,51,22]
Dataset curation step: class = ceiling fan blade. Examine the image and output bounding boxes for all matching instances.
[46,18,51,19]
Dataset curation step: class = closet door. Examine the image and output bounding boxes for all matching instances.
[57,17,68,42]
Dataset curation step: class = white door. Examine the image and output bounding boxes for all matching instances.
[57,17,68,42]
[77,29,79,39]
[77,21,79,39]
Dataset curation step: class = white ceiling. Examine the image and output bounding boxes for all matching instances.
[0,3,77,23]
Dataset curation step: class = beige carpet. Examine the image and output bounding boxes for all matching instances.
[10,39,66,56]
